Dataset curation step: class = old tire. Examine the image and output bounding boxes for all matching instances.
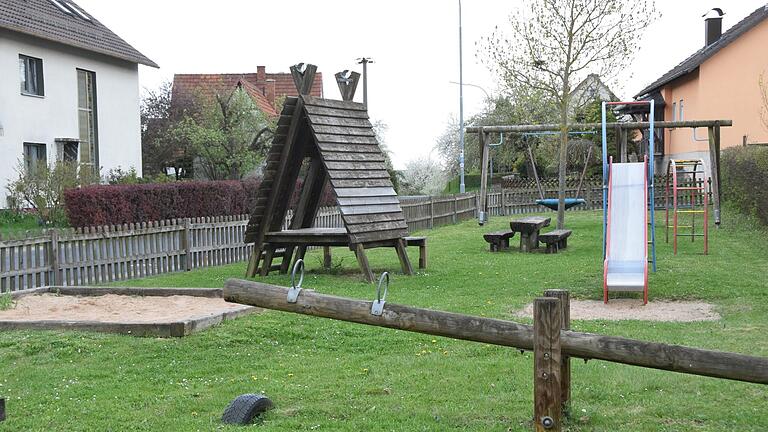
[221,394,273,425]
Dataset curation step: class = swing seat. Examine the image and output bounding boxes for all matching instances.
[535,198,586,211]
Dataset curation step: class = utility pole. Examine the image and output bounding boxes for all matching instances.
[356,57,374,109]
[458,0,465,193]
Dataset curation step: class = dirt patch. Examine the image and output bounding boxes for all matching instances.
[0,293,252,324]
[515,299,720,322]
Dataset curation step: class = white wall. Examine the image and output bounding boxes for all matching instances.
[0,30,142,207]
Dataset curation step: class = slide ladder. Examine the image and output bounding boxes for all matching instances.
[603,157,649,304]
[665,159,709,255]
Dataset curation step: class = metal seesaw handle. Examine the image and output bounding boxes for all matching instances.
[287,259,305,303]
[371,272,389,316]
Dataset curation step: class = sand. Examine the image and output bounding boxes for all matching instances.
[515,299,720,322]
[0,293,253,323]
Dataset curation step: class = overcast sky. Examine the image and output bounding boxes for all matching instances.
[78,0,768,169]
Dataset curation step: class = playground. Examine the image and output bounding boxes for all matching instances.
[0,210,766,431]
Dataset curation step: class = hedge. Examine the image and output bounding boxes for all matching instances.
[721,145,768,225]
[64,179,335,227]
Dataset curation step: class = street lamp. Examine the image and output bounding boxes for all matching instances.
[356,57,374,109]
[458,0,465,193]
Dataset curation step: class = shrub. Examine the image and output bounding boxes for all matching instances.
[6,160,98,226]
[64,178,337,227]
[721,146,768,225]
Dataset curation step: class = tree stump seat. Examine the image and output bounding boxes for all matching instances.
[483,231,516,252]
[538,229,572,254]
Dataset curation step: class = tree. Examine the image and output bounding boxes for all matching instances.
[169,86,275,180]
[140,81,192,179]
[480,0,657,229]
[400,157,447,196]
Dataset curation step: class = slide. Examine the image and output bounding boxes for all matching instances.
[604,158,648,304]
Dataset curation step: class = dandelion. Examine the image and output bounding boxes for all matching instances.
[288,373,294,378]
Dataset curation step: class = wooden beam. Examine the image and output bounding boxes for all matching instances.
[708,125,722,226]
[478,129,490,225]
[545,290,571,417]
[223,280,768,385]
[534,298,562,432]
[394,238,414,275]
[335,70,361,101]
[353,244,374,283]
[466,120,733,134]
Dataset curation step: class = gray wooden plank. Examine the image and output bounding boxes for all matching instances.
[326,161,388,171]
[317,143,380,153]
[346,220,408,234]
[311,125,376,137]
[350,228,409,244]
[335,187,396,198]
[344,213,405,224]
[305,104,369,119]
[330,178,394,188]
[337,196,400,206]
[340,204,403,215]
[309,116,372,128]
[304,95,367,111]
[327,170,391,180]
[315,135,378,145]
[322,152,386,162]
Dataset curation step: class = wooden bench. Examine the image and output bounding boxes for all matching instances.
[538,229,572,254]
[404,236,428,269]
[483,231,516,252]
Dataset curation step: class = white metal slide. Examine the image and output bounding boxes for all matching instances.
[604,159,648,304]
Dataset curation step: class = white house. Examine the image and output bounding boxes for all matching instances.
[0,0,157,207]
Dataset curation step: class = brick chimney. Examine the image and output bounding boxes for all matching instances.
[704,8,724,47]
[257,65,266,82]
[265,79,276,105]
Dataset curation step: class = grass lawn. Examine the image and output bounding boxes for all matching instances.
[1,210,767,431]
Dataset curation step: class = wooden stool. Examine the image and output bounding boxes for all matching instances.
[404,236,428,269]
[483,231,516,252]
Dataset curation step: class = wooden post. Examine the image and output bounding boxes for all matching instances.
[429,197,435,229]
[534,297,563,432]
[620,127,628,163]
[50,229,61,286]
[353,244,374,283]
[707,125,722,226]
[478,129,490,224]
[260,246,275,277]
[323,246,332,270]
[501,188,509,216]
[246,245,261,278]
[453,195,458,224]
[544,290,571,417]
[183,219,193,272]
[394,238,414,276]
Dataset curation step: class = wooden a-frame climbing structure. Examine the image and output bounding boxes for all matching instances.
[244,63,413,282]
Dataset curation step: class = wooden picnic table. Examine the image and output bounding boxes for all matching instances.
[509,216,551,252]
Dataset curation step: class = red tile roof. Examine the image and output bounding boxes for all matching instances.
[172,67,323,118]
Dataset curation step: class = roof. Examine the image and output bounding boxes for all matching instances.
[635,4,768,98]
[0,0,157,67]
[172,70,323,117]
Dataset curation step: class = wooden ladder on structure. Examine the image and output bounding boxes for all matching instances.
[665,159,709,255]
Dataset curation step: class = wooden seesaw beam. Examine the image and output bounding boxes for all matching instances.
[223,278,768,385]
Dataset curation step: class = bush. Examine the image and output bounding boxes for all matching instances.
[721,146,768,225]
[64,178,337,227]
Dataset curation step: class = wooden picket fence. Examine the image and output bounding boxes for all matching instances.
[2,178,715,293]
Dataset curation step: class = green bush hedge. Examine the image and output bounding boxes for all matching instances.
[721,146,768,225]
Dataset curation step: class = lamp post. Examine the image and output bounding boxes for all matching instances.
[356,57,374,109]
[458,0,465,193]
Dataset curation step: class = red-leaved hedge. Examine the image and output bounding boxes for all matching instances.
[64,179,335,227]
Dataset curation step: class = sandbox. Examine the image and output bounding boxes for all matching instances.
[515,299,720,322]
[0,286,257,337]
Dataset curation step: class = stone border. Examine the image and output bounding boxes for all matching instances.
[0,286,258,337]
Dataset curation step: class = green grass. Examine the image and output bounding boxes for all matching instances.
[1,210,767,431]
[0,210,43,238]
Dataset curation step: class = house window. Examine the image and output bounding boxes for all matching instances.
[672,102,677,121]
[19,55,44,96]
[679,99,684,121]
[57,140,79,162]
[23,142,47,174]
[77,69,98,169]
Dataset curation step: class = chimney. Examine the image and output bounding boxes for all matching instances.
[265,79,276,105]
[704,8,724,47]
[257,66,266,82]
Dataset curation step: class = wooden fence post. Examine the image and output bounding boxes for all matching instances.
[534,297,562,432]
[453,195,458,224]
[544,289,571,417]
[183,218,192,271]
[429,196,435,229]
[49,229,61,286]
